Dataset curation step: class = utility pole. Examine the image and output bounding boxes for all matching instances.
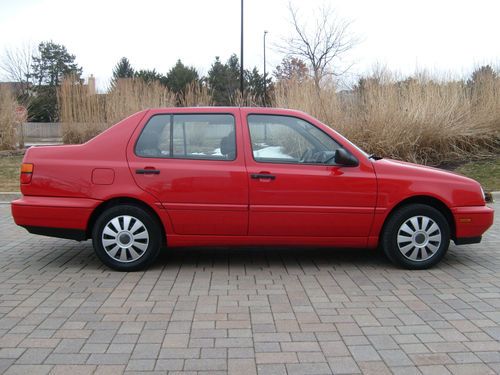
[263,30,268,104]
[240,0,244,94]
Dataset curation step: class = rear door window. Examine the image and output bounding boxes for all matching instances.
[136,114,236,160]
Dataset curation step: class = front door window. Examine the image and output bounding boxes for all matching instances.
[248,114,342,164]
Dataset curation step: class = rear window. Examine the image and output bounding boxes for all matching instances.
[135,114,236,161]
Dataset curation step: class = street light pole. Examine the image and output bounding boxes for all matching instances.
[240,0,244,95]
[263,30,268,104]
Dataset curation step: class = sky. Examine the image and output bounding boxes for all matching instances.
[0,0,499,90]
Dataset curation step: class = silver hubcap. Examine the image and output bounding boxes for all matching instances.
[101,215,149,263]
[397,216,442,262]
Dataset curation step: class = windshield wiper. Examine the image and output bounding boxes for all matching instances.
[368,154,383,160]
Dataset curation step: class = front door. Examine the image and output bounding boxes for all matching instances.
[243,112,377,242]
[127,110,248,235]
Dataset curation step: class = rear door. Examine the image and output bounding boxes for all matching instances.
[127,109,248,235]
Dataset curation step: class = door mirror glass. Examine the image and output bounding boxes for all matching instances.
[334,149,358,167]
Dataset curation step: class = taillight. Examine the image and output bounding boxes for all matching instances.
[20,163,33,184]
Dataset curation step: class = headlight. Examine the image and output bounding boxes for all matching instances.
[481,186,493,203]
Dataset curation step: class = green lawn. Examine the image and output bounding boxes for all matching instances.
[0,154,498,192]
[453,157,500,192]
[0,155,23,192]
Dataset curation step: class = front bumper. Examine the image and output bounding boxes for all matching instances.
[11,196,101,239]
[452,205,494,244]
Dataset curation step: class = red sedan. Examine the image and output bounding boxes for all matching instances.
[11,108,494,271]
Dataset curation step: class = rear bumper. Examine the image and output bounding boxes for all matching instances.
[452,205,494,244]
[11,196,101,239]
[23,226,87,241]
[454,236,482,245]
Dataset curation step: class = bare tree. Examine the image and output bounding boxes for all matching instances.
[0,42,36,97]
[278,2,357,87]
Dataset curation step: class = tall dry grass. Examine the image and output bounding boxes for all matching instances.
[231,90,262,107]
[274,71,500,165]
[0,87,18,150]
[59,78,176,143]
[178,82,213,107]
[105,79,176,125]
[59,79,107,144]
[59,70,500,165]
[59,78,221,143]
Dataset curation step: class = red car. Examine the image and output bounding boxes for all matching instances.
[11,108,494,271]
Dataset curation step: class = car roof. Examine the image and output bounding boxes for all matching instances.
[146,107,308,117]
[146,106,303,113]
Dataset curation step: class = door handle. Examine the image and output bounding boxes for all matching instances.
[136,169,160,175]
[251,173,275,180]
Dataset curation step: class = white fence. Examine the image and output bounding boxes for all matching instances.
[21,122,62,139]
[14,122,62,146]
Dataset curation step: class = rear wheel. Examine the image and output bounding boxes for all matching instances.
[382,204,450,269]
[92,205,162,271]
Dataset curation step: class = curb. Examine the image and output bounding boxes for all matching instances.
[0,192,21,204]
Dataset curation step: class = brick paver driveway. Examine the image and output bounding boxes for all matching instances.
[0,203,498,375]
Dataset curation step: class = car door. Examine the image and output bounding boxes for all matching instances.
[242,110,377,243]
[127,109,248,236]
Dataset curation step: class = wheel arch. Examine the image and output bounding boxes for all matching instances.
[380,195,456,241]
[86,197,167,246]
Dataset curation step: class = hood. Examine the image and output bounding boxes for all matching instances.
[376,158,479,185]
[372,158,485,207]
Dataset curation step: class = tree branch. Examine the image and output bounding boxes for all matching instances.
[277,2,357,87]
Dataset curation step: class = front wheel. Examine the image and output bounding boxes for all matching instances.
[381,204,450,270]
[92,205,162,271]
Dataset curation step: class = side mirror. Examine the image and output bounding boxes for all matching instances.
[334,149,358,167]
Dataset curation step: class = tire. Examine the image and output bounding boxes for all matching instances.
[381,204,450,270]
[92,204,162,271]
